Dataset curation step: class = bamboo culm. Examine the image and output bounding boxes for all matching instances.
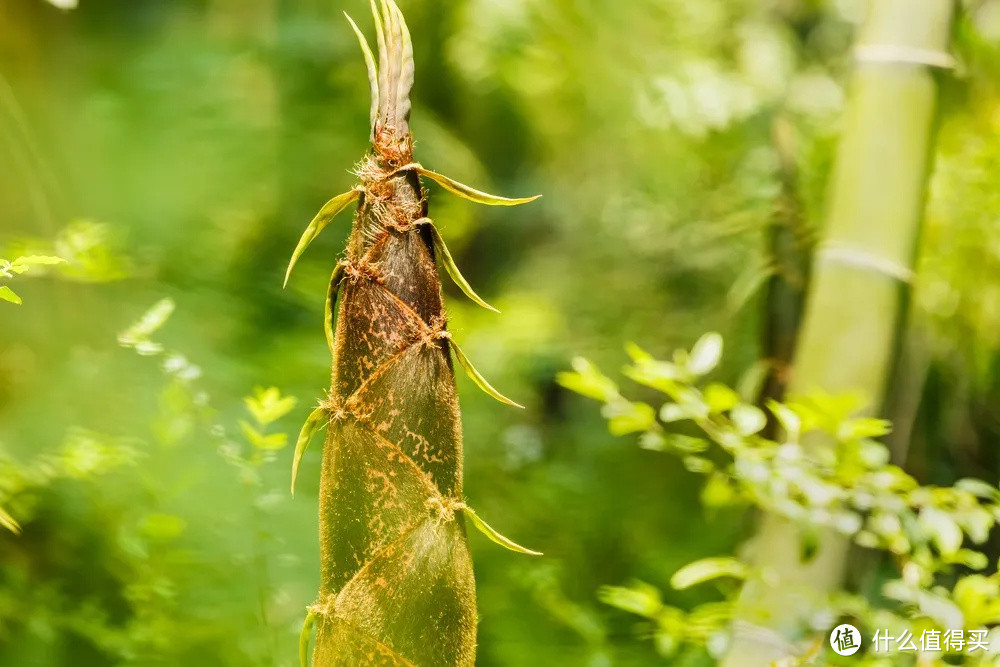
[284,2,541,665]
[724,1,955,663]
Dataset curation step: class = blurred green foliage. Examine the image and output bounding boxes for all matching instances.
[562,334,1000,663]
[1,0,1000,665]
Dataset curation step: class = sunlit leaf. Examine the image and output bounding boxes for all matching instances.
[0,286,22,305]
[291,406,329,495]
[421,219,499,312]
[240,420,289,451]
[9,255,65,273]
[284,188,360,287]
[602,400,655,435]
[0,506,21,535]
[244,386,298,426]
[670,557,748,590]
[450,340,523,408]
[118,298,175,354]
[557,358,619,402]
[688,332,723,376]
[598,581,662,617]
[462,505,542,556]
[766,400,801,439]
[731,404,767,436]
[403,163,541,206]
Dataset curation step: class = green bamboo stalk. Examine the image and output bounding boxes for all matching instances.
[724,1,955,663]
[285,3,540,665]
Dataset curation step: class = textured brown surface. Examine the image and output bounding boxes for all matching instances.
[310,151,476,665]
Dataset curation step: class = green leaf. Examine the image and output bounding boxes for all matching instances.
[0,286,22,305]
[343,12,379,131]
[919,507,964,556]
[556,358,619,402]
[462,505,542,556]
[325,263,346,355]
[838,417,892,440]
[284,188,360,287]
[240,420,289,451]
[405,163,542,206]
[955,478,1000,502]
[9,255,65,273]
[659,403,687,423]
[670,557,748,590]
[292,406,329,495]
[731,404,767,436]
[420,219,499,312]
[767,400,801,439]
[598,581,662,618]
[602,400,656,435]
[0,506,21,535]
[703,383,740,413]
[244,386,298,426]
[450,340,524,408]
[688,332,723,376]
[117,298,175,354]
[300,610,317,667]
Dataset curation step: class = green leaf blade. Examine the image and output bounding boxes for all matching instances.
[284,188,360,288]
[421,220,499,313]
[0,286,22,305]
[670,557,748,590]
[450,340,523,408]
[292,406,330,495]
[463,505,542,556]
[408,164,541,206]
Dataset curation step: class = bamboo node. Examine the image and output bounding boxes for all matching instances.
[309,593,337,619]
[854,44,955,70]
[816,241,914,283]
[426,495,464,524]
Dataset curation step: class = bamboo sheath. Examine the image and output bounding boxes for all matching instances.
[283,3,540,665]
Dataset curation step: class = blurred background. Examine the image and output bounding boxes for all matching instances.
[2,0,1000,665]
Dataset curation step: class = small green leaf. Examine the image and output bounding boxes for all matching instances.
[405,163,542,206]
[450,340,524,408]
[300,610,317,667]
[688,332,723,376]
[244,386,298,426]
[284,188,361,287]
[240,420,289,451]
[602,400,656,435]
[0,506,21,535]
[731,404,767,436]
[703,383,739,413]
[117,298,175,353]
[292,406,329,495]
[767,400,801,439]
[419,219,499,312]
[659,403,687,423]
[670,557,748,590]
[325,263,346,355]
[0,286,22,305]
[838,417,892,440]
[343,12,379,131]
[598,581,662,617]
[10,255,66,272]
[919,507,963,556]
[955,478,1000,502]
[462,505,542,556]
[557,358,619,402]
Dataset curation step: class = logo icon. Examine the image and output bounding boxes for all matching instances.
[830,623,862,656]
